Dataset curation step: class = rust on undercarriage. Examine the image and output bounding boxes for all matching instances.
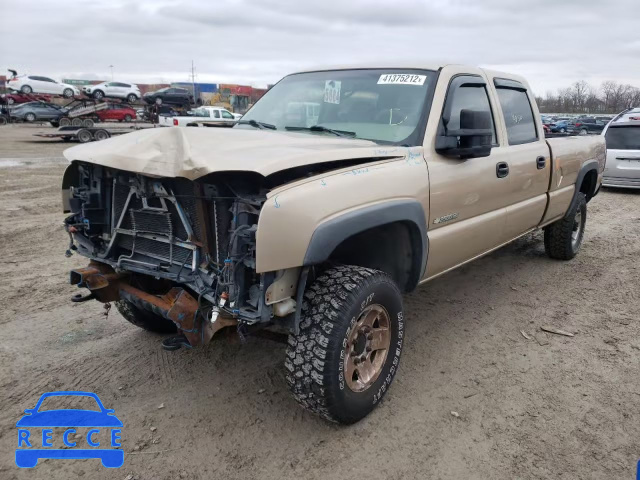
[69,261,236,346]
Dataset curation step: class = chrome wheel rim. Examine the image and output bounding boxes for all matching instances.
[571,210,583,248]
[344,304,391,393]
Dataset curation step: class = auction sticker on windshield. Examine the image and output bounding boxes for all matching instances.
[324,80,341,104]
[377,74,427,85]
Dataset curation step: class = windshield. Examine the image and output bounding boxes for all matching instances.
[239,69,437,145]
[606,125,640,150]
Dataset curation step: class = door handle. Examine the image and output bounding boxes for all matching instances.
[536,156,546,169]
[496,161,509,178]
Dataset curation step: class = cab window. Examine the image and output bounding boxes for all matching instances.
[494,83,538,145]
[442,77,497,145]
[221,110,234,119]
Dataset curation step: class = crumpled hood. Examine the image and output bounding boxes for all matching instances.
[63,126,404,180]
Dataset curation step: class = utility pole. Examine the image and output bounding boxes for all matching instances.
[109,65,114,81]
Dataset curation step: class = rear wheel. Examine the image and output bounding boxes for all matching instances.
[21,85,32,94]
[0,116,7,126]
[24,112,36,122]
[126,94,137,104]
[71,118,83,127]
[560,127,566,133]
[59,117,71,127]
[124,114,132,122]
[285,265,404,424]
[155,97,163,105]
[115,300,177,334]
[82,118,94,128]
[544,192,587,260]
[7,97,14,105]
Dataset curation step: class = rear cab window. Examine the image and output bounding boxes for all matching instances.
[605,125,640,150]
[493,78,538,145]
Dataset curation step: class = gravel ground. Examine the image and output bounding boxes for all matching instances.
[0,124,639,480]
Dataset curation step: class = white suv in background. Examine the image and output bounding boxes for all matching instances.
[602,108,640,189]
[82,82,141,103]
[7,75,80,98]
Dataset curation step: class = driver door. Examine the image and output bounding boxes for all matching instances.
[424,71,513,279]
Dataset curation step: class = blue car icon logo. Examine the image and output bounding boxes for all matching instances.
[16,391,123,468]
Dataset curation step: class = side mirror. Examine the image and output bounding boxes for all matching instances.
[435,109,493,159]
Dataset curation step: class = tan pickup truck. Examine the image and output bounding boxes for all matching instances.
[62,64,606,424]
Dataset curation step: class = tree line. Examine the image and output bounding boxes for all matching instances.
[535,80,640,114]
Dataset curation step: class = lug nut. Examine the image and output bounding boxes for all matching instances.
[367,334,373,340]
[366,346,372,352]
[354,358,360,365]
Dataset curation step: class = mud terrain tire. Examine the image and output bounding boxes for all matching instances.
[115,300,177,334]
[544,192,587,260]
[285,265,404,424]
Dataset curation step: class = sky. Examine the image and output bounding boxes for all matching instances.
[1,0,639,96]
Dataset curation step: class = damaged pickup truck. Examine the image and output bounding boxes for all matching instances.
[62,64,606,424]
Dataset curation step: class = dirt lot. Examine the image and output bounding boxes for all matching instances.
[1,123,639,480]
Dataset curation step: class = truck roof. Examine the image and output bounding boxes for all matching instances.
[291,63,527,84]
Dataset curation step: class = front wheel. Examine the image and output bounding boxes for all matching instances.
[76,128,93,143]
[123,114,132,122]
[285,265,404,424]
[544,192,587,260]
[155,97,162,105]
[126,94,137,104]
[62,88,74,98]
[92,90,104,100]
[115,300,177,333]
[24,112,36,122]
[59,117,71,127]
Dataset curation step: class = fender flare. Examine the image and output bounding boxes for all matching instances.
[302,199,428,289]
[567,159,599,214]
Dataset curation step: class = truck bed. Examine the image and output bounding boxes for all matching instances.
[546,135,606,192]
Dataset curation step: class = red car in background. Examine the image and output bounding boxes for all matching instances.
[94,104,137,122]
[1,93,52,105]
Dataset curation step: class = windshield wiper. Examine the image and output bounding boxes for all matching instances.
[237,119,277,130]
[285,125,356,138]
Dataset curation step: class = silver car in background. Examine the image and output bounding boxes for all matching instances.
[602,109,640,188]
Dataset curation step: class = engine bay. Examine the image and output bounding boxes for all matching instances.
[64,162,272,334]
